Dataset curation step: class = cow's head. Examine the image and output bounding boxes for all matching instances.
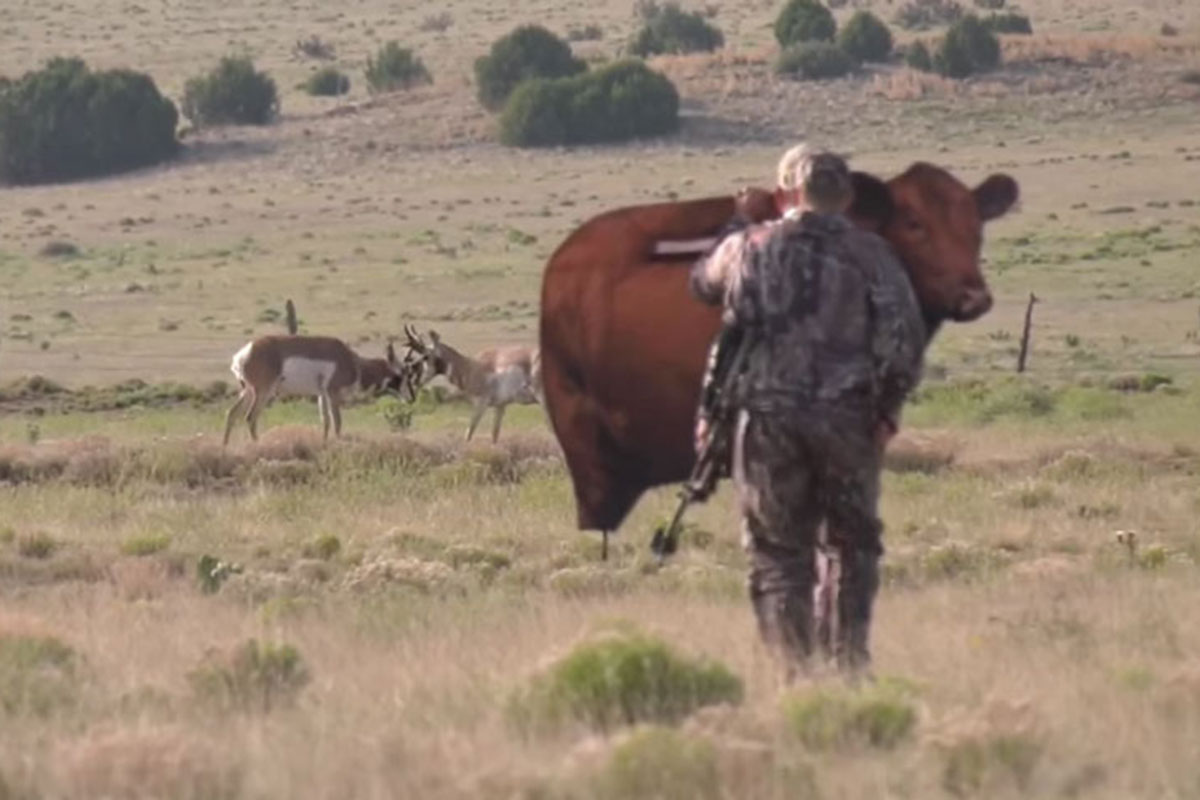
[849,162,1019,326]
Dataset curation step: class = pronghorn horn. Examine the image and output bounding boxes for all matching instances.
[386,341,397,365]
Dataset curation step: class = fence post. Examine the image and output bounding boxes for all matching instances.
[285,299,298,335]
[1017,292,1038,373]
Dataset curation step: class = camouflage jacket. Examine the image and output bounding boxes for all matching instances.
[689,210,926,427]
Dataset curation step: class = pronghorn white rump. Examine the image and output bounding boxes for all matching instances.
[223,335,412,445]
[402,325,541,443]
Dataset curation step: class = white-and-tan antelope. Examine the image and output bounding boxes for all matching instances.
[402,325,541,443]
[222,334,417,445]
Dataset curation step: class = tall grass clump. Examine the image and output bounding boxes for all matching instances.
[365,42,431,93]
[776,42,857,80]
[895,0,964,30]
[474,25,586,111]
[935,15,1001,77]
[587,726,720,800]
[304,66,350,96]
[182,56,278,126]
[775,0,836,46]
[782,681,917,750]
[187,639,310,714]
[838,11,894,62]
[507,626,743,734]
[499,60,679,147]
[981,12,1033,34]
[629,1,724,56]
[0,57,178,185]
[0,633,82,716]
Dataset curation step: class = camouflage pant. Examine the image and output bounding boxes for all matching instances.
[732,408,883,676]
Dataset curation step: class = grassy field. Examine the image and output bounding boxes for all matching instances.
[3,0,1200,797]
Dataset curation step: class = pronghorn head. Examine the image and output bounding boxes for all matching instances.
[401,325,449,383]
[380,340,421,403]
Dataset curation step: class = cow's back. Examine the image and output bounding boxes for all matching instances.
[539,195,737,531]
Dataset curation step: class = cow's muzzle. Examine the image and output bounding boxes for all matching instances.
[954,287,993,322]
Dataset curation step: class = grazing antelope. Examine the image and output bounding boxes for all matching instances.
[402,325,541,443]
[222,335,416,445]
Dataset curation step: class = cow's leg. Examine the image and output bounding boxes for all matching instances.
[601,530,609,561]
[465,400,488,442]
[223,387,249,446]
[491,404,507,443]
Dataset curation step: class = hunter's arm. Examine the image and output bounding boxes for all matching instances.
[689,226,749,307]
[864,237,927,431]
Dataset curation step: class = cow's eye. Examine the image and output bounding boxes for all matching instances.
[904,218,925,235]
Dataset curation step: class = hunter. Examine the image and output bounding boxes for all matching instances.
[689,144,927,678]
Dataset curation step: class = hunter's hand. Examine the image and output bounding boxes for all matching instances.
[734,187,777,224]
[874,417,898,453]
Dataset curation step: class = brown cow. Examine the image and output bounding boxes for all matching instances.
[539,163,1019,547]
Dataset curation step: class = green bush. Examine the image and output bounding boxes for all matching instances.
[981,11,1033,34]
[775,0,837,46]
[940,730,1043,796]
[838,11,894,62]
[507,627,743,734]
[17,531,56,559]
[499,59,679,148]
[304,66,350,96]
[0,58,178,185]
[301,534,342,561]
[629,1,724,56]
[905,40,935,70]
[120,532,171,556]
[475,25,586,112]
[895,0,964,30]
[591,727,720,800]
[188,639,309,714]
[776,42,857,80]
[365,42,431,93]
[0,633,81,716]
[935,15,1001,77]
[183,56,278,126]
[782,682,917,750]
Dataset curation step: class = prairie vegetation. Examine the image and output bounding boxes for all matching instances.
[2,0,1200,796]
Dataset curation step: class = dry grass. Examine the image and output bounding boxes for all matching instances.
[3,0,1200,796]
[0,412,1198,796]
[869,68,959,100]
[1002,33,1200,65]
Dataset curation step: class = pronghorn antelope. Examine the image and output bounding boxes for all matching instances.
[222,335,416,445]
[402,325,541,443]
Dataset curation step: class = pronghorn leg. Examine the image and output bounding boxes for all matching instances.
[491,404,507,443]
[245,387,267,442]
[317,392,332,441]
[330,394,344,438]
[223,388,249,446]
[465,400,488,442]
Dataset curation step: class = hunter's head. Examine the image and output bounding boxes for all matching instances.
[775,143,853,216]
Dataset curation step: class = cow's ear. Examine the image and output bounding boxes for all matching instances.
[974,174,1019,221]
[847,171,894,232]
[386,342,397,365]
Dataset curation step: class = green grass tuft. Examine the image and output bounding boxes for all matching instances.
[508,626,743,734]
